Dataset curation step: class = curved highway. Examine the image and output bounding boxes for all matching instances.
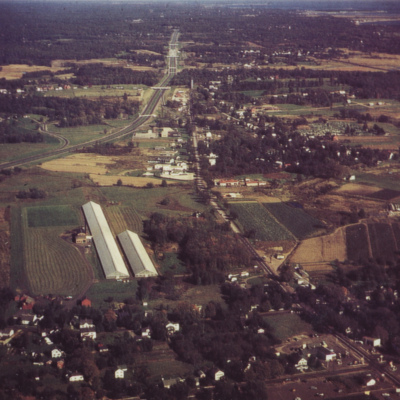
[0,30,180,170]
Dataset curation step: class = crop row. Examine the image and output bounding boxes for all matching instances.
[263,202,324,240]
[24,227,88,295]
[230,202,294,241]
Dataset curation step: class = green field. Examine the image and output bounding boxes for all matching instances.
[263,202,325,240]
[263,313,312,341]
[23,224,89,295]
[10,204,89,295]
[100,186,205,218]
[85,280,138,309]
[229,202,294,241]
[27,205,79,227]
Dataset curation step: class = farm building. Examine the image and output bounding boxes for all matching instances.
[118,230,158,277]
[82,201,130,280]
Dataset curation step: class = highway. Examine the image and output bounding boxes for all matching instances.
[0,30,180,170]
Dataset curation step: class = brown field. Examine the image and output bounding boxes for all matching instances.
[89,174,165,187]
[41,153,116,174]
[334,183,382,197]
[289,227,347,267]
[0,64,63,80]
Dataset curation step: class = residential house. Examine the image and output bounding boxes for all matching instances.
[166,322,180,336]
[69,373,84,382]
[80,318,94,329]
[295,357,309,371]
[162,376,184,389]
[80,327,96,341]
[210,368,225,381]
[115,365,128,379]
[51,349,63,359]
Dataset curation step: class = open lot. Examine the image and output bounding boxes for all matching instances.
[289,227,347,267]
[41,153,117,175]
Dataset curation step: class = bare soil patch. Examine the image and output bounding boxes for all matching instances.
[41,153,116,174]
[334,183,381,197]
[0,64,63,80]
[289,227,347,266]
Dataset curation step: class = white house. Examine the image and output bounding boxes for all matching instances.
[166,322,180,335]
[51,349,63,359]
[69,374,84,382]
[295,357,308,371]
[115,366,128,379]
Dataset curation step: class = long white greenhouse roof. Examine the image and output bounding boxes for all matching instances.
[82,201,130,279]
[118,230,158,277]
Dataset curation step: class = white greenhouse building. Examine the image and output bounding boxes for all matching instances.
[118,230,158,277]
[82,201,130,279]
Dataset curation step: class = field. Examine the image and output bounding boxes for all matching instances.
[99,186,205,218]
[0,142,61,164]
[289,227,347,270]
[134,341,194,380]
[27,205,79,227]
[368,222,399,261]
[10,203,90,295]
[103,204,143,235]
[263,202,325,240]
[263,313,312,341]
[41,154,116,175]
[85,281,138,309]
[345,224,371,262]
[334,183,382,197]
[89,174,168,187]
[0,64,64,80]
[229,202,294,241]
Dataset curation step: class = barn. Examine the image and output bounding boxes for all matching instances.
[82,201,130,279]
[118,230,158,277]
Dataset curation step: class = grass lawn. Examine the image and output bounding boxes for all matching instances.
[263,313,312,341]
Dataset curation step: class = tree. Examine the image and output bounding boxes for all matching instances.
[116,179,122,186]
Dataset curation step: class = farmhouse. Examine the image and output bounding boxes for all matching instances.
[118,230,158,277]
[82,201,130,280]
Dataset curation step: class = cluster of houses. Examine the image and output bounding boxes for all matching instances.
[213,178,268,187]
[36,84,73,92]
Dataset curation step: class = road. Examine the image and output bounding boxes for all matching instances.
[190,112,279,280]
[0,30,180,170]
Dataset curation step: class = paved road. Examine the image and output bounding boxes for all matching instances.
[0,30,180,171]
